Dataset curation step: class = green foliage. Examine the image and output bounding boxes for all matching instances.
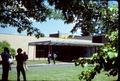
[0,41,10,49]
[0,41,15,56]
[75,32,118,81]
[0,41,10,53]
[0,1,60,37]
[77,30,118,81]
[0,0,118,37]
[64,0,119,80]
[0,0,119,80]
[48,0,118,36]
[74,21,118,80]
[10,48,16,56]
[79,69,96,81]
[0,0,63,37]
[48,9,64,20]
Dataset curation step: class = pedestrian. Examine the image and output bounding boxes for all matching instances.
[53,52,57,64]
[1,47,11,81]
[15,48,26,81]
[48,51,51,64]
[23,51,28,71]
[8,54,13,71]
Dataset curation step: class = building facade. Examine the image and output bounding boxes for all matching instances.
[0,33,104,61]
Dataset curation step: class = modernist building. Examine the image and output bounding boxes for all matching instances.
[0,33,105,61]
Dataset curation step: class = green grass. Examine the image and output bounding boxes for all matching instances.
[26,65,81,81]
[0,64,117,81]
[0,60,118,81]
[12,60,61,65]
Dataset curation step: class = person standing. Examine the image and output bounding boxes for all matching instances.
[48,51,51,64]
[1,47,11,81]
[23,51,28,71]
[15,48,26,81]
[8,53,13,71]
[53,52,57,64]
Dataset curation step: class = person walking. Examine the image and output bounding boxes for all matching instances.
[1,47,11,81]
[15,48,26,81]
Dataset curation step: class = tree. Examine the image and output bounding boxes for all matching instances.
[78,30,118,81]
[48,0,118,36]
[47,0,119,80]
[0,0,63,38]
[0,0,119,80]
[0,0,118,36]
[0,41,16,57]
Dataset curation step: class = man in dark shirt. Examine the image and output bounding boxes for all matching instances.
[1,47,11,81]
[15,48,26,81]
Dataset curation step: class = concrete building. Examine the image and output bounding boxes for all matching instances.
[0,33,104,61]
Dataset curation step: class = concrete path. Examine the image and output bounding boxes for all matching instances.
[0,62,75,69]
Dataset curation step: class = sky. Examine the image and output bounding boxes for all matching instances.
[0,1,118,36]
[0,19,77,36]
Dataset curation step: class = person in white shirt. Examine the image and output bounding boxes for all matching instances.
[23,52,28,71]
[48,51,51,64]
[53,53,57,64]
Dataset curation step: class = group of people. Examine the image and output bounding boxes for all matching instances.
[1,47,58,81]
[1,47,28,81]
[48,51,57,64]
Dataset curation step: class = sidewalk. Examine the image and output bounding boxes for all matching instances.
[0,62,75,68]
[29,62,74,66]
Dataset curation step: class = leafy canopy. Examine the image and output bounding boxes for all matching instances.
[1,0,118,37]
[0,41,16,56]
[0,0,63,37]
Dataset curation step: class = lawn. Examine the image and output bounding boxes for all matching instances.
[0,63,117,81]
[12,59,61,65]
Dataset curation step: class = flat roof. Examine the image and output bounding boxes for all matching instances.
[29,37,104,47]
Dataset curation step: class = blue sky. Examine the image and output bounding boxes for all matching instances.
[32,19,75,36]
[0,17,77,36]
[0,19,75,36]
[0,1,118,36]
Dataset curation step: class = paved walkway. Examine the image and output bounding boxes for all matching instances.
[0,62,75,69]
[29,62,74,67]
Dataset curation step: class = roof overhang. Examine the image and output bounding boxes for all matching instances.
[29,37,104,47]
